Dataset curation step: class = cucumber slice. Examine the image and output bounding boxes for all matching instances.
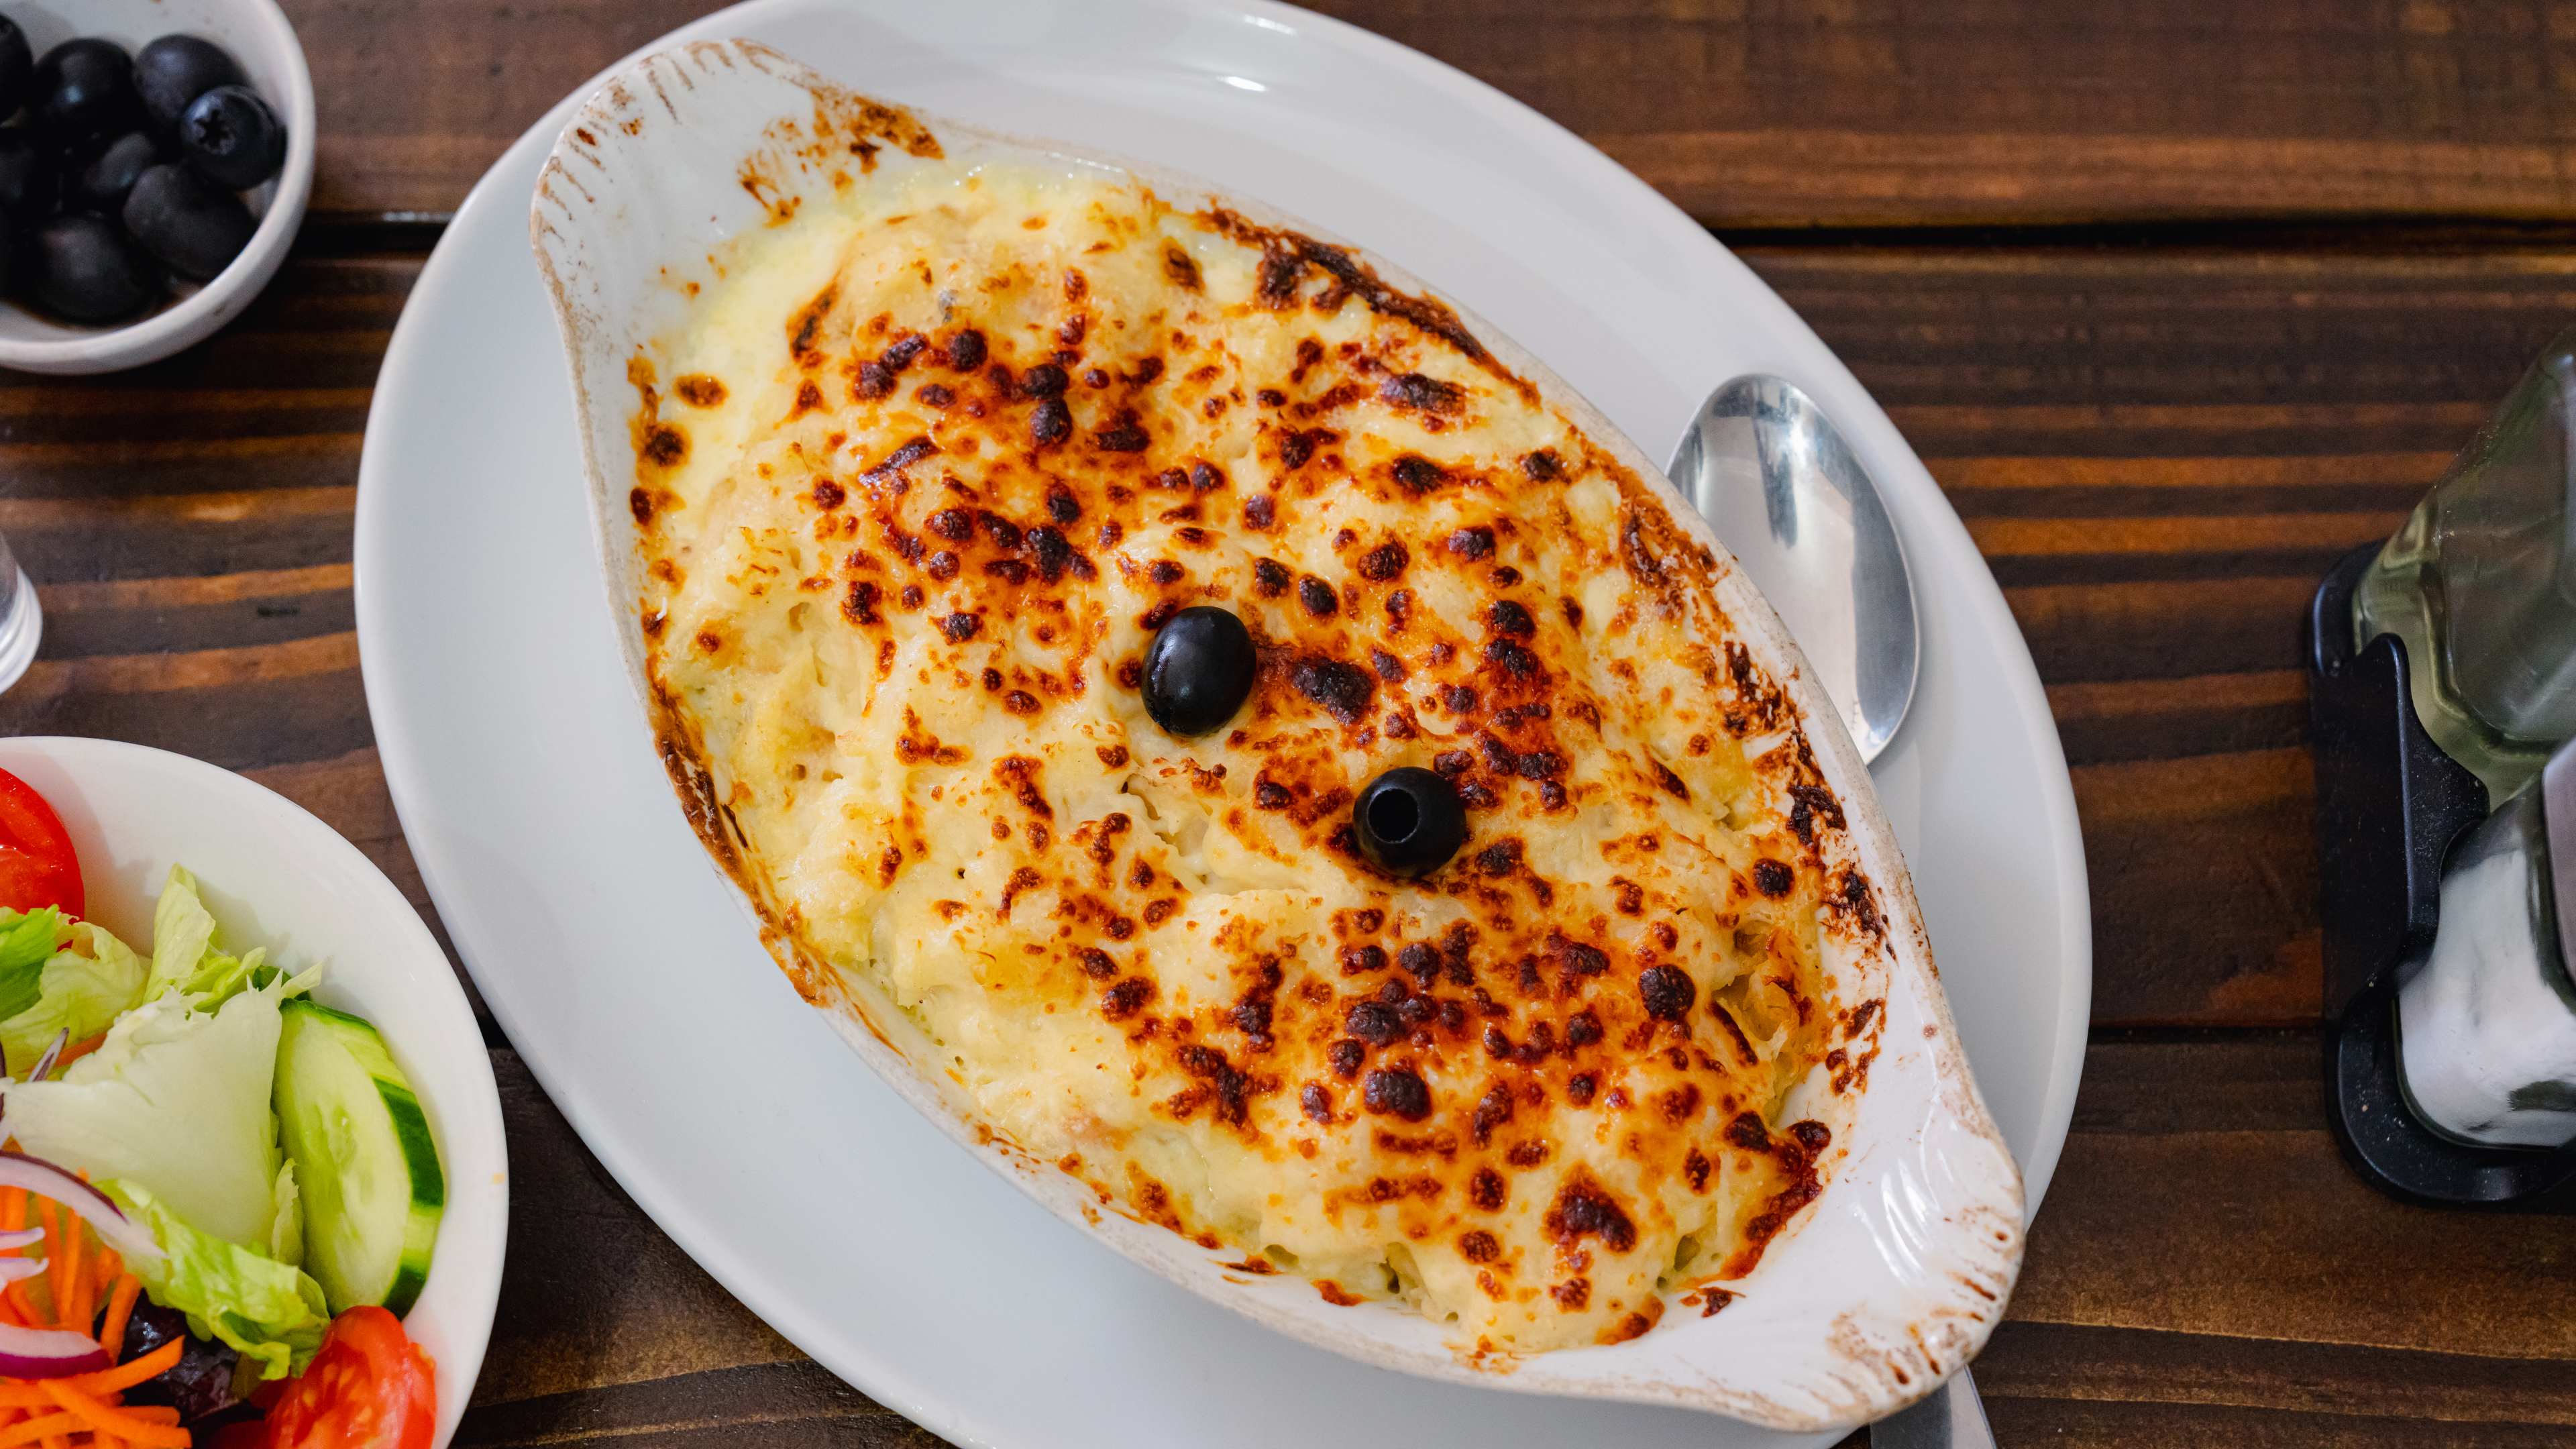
[274,998,444,1316]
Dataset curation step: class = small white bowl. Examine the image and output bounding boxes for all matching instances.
[0,737,505,1448]
[0,0,313,375]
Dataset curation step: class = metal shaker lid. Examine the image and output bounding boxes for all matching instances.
[2548,738,2576,967]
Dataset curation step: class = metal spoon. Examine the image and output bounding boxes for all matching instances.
[1668,375,1986,1448]
[1666,374,1919,764]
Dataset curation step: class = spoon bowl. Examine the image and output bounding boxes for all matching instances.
[1669,374,1921,763]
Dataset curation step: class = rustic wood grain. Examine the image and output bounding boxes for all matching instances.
[279,0,2576,230]
[34,7,2576,1436]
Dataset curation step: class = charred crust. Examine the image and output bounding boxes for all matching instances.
[1752,859,1794,898]
[788,282,838,365]
[1544,1175,1636,1254]
[943,327,987,370]
[1102,977,1152,1020]
[1030,396,1072,447]
[1380,372,1465,415]
[1391,454,1446,492]
[641,423,688,467]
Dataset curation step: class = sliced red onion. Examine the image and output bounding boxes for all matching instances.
[0,1322,111,1378]
[0,1257,43,1284]
[0,1227,43,1252]
[25,1029,66,1083]
[0,1152,158,1263]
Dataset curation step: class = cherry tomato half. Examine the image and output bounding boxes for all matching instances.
[261,1307,437,1449]
[0,767,80,916]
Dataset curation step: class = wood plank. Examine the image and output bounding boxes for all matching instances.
[2046,669,2308,764]
[280,0,2576,229]
[1979,1320,2576,1430]
[0,643,372,769]
[2073,751,2321,1024]
[37,566,354,658]
[2013,1034,2576,1366]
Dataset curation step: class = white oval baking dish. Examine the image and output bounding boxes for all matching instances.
[530,38,2023,1432]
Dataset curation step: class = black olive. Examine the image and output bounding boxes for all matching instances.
[133,36,246,133]
[70,131,158,214]
[34,39,138,143]
[113,1301,242,1424]
[0,18,32,123]
[1350,767,1467,879]
[123,163,254,280]
[0,129,53,220]
[1142,606,1254,736]
[178,85,282,191]
[28,212,158,324]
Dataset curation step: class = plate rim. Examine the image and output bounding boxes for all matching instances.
[355,1,2090,1442]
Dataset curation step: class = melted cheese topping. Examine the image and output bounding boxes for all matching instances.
[627,160,1845,1353]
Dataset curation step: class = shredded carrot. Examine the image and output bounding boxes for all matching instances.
[93,1277,137,1360]
[117,1405,180,1425]
[0,1412,76,1448]
[52,1221,84,1338]
[64,1342,179,1399]
[33,1201,64,1325]
[36,1433,61,1449]
[36,1383,187,1448]
[1,1189,24,1235]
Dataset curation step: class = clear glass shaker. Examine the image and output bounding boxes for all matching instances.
[2353,331,2576,800]
[0,531,38,695]
[2396,738,2576,1148]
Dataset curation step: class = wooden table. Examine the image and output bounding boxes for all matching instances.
[17,2,2575,1443]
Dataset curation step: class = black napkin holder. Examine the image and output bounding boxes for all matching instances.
[2309,545,2576,1210]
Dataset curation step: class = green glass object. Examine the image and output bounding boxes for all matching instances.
[2354,333,2576,799]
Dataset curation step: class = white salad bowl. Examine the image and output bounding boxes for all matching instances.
[0,737,504,1448]
[531,39,2023,1432]
[0,0,315,375]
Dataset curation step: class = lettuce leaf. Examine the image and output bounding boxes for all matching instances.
[5,973,289,1248]
[0,908,66,1024]
[267,1159,303,1269]
[175,947,272,1011]
[101,1179,328,1380]
[0,919,146,1074]
[144,865,219,999]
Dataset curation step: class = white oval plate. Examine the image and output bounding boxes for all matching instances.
[356,3,2090,1445]
[0,738,506,1449]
